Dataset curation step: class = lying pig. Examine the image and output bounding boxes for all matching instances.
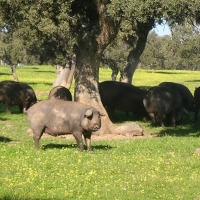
[27,99,104,151]
[48,86,72,101]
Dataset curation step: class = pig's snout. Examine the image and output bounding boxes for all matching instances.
[92,124,100,132]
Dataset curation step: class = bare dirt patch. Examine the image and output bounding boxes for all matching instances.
[26,128,154,141]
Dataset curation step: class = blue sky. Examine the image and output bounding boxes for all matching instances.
[153,24,171,36]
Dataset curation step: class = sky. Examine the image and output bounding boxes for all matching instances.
[153,24,171,36]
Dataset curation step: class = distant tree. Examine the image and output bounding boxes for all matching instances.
[0,0,74,64]
[101,37,129,81]
[140,31,165,70]
[171,23,200,70]
[107,0,200,83]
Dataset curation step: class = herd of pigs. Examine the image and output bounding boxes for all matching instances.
[0,80,200,151]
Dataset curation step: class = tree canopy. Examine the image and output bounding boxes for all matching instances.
[0,0,200,134]
[141,23,200,70]
[0,0,74,65]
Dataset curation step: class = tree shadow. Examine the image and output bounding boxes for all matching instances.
[185,79,200,83]
[0,136,12,143]
[26,82,53,86]
[150,71,188,75]
[1,196,47,200]
[111,110,149,124]
[35,70,55,73]
[157,121,200,137]
[0,106,23,114]
[0,116,8,121]
[0,72,10,76]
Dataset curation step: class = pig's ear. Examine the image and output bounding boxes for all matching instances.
[98,111,106,116]
[84,109,93,118]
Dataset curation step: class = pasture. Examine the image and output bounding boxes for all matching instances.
[0,65,200,199]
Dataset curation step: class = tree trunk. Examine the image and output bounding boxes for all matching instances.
[52,55,76,89]
[71,0,120,135]
[53,65,70,87]
[75,40,116,135]
[65,54,76,90]
[65,63,75,90]
[60,65,72,88]
[10,64,19,82]
[71,0,144,136]
[101,57,119,81]
[120,18,154,83]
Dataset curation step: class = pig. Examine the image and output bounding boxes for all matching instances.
[143,86,184,127]
[48,86,72,101]
[27,99,104,151]
[194,86,200,121]
[158,82,195,112]
[0,80,37,114]
[99,81,149,122]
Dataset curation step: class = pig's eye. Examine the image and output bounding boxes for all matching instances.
[87,115,93,120]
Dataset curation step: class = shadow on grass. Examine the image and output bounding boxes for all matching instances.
[149,71,189,75]
[0,136,12,143]
[92,144,113,150]
[42,143,77,150]
[42,143,113,151]
[0,116,8,121]
[157,121,200,137]
[112,109,200,137]
[1,197,45,200]
[185,79,200,83]
[0,72,11,76]
[112,110,149,124]
[34,70,55,73]
[24,82,53,86]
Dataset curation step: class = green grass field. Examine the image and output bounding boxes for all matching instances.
[0,65,200,200]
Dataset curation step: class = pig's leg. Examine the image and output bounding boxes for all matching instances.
[194,107,199,121]
[149,112,156,125]
[73,132,84,151]
[83,133,92,151]
[19,104,23,113]
[32,128,44,149]
[5,102,11,114]
[157,113,165,127]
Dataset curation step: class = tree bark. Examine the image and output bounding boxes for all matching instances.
[65,54,76,90]
[53,65,70,87]
[52,54,76,89]
[120,18,154,83]
[71,0,144,136]
[101,57,119,81]
[10,64,19,82]
[71,0,120,135]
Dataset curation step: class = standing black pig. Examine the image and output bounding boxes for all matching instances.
[194,86,200,121]
[0,80,37,114]
[27,100,104,151]
[143,86,184,127]
[99,81,148,121]
[158,82,195,112]
[48,86,72,101]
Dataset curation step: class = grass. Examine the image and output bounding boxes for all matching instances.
[0,65,200,199]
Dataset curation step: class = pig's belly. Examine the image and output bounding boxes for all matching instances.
[44,124,72,135]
